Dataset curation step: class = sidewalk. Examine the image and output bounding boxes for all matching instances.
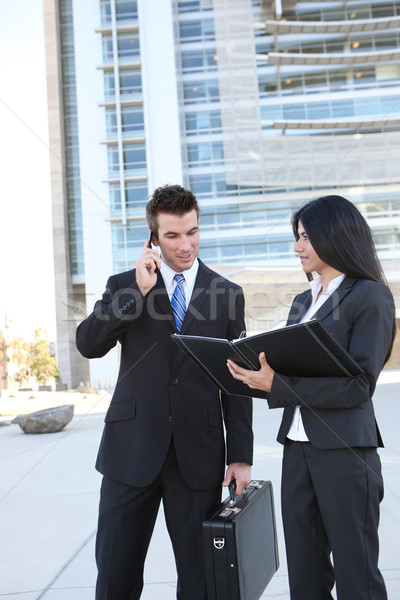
[0,372,399,599]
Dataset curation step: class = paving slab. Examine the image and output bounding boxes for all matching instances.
[0,371,399,599]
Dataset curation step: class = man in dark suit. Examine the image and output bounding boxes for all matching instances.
[76,184,253,600]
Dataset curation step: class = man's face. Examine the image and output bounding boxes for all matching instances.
[153,209,200,273]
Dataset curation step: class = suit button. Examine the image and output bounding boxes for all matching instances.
[168,416,172,423]
[172,378,179,385]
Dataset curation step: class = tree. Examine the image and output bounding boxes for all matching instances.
[9,336,30,387]
[28,329,58,385]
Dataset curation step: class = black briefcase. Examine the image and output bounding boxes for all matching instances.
[203,480,279,600]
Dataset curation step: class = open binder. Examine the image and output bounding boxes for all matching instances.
[171,319,363,399]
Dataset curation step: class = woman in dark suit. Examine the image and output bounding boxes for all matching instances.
[227,195,396,600]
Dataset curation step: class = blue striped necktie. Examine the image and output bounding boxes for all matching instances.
[171,273,186,332]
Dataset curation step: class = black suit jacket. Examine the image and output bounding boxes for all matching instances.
[76,260,253,489]
[268,276,395,449]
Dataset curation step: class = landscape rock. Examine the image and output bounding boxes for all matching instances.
[12,405,74,434]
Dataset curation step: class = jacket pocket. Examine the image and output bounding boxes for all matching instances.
[105,400,136,423]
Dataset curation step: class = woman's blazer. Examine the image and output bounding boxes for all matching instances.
[268,276,395,449]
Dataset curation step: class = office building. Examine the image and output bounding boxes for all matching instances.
[44,0,400,387]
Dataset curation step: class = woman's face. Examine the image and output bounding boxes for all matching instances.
[294,221,330,275]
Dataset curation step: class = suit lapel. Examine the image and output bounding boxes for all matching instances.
[287,290,312,325]
[151,272,176,331]
[313,275,356,322]
[287,275,356,325]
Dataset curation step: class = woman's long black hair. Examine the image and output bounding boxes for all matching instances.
[292,194,396,362]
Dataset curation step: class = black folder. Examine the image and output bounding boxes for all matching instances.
[171,319,363,399]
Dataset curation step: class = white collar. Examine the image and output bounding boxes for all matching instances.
[160,258,199,293]
[309,273,346,305]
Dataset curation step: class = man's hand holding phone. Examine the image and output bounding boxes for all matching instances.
[136,232,161,297]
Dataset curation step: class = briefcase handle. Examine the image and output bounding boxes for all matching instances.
[228,478,247,507]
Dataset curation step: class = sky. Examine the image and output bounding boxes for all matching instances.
[0,1,55,341]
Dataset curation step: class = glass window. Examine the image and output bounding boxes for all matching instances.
[118,33,140,60]
[221,243,244,258]
[326,39,347,53]
[107,145,120,176]
[199,213,215,227]
[299,41,324,54]
[180,21,202,39]
[126,223,149,247]
[105,107,144,137]
[307,102,330,119]
[102,35,113,62]
[182,50,204,70]
[372,5,394,18]
[329,70,348,90]
[375,34,397,50]
[381,96,399,114]
[121,106,144,134]
[182,49,217,71]
[331,100,354,118]
[281,76,303,93]
[111,221,146,273]
[260,105,282,120]
[100,0,111,26]
[109,182,148,218]
[202,19,214,38]
[184,82,205,101]
[116,0,138,21]
[355,97,379,116]
[188,141,223,165]
[205,49,218,68]
[268,240,291,256]
[283,103,306,119]
[258,73,278,95]
[183,80,219,103]
[109,182,122,216]
[104,71,116,99]
[304,72,327,90]
[245,240,268,256]
[185,110,221,134]
[124,143,147,175]
[120,69,142,95]
[190,174,213,196]
[179,19,214,42]
[349,37,372,53]
[106,108,117,136]
[216,212,239,226]
[126,181,148,214]
[178,0,213,12]
[241,210,264,223]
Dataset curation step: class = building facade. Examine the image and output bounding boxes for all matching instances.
[44,0,400,388]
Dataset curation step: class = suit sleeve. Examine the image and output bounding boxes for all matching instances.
[76,273,145,358]
[268,282,395,411]
[221,287,254,465]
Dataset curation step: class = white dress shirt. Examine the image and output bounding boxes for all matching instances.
[287,273,346,441]
[159,258,199,307]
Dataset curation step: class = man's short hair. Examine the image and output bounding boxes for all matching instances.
[146,184,200,236]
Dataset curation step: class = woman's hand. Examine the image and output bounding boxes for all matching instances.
[227,352,275,393]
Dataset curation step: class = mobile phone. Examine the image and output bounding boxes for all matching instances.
[147,231,159,273]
